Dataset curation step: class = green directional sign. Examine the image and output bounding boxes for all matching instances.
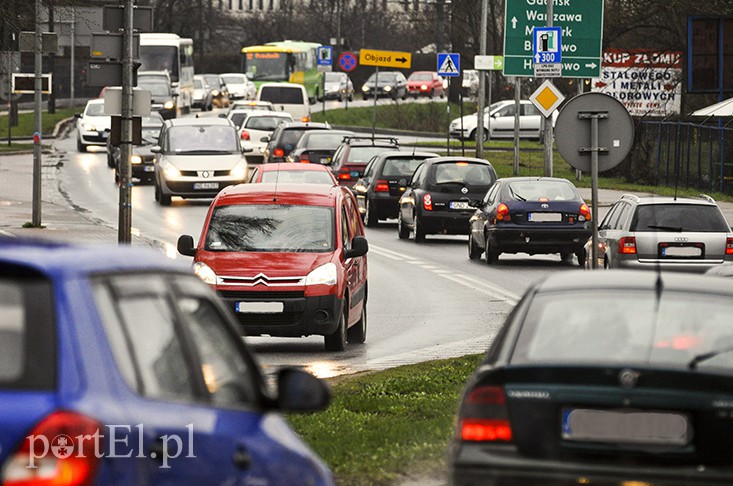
[503,0,604,78]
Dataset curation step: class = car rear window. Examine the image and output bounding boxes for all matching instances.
[511,290,733,371]
[632,204,731,232]
[246,116,290,131]
[204,204,335,252]
[0,269,55,390]
[504,180,580,201]
[261,170,334,185]
[259,86,305,104]
[383,157,429,177]
[347,146,395,164]
[431,162,494,187]
[302,132,352,149]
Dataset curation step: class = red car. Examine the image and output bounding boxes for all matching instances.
[248,162,338,185]
[406,71,446,98]
[177,183,368,351]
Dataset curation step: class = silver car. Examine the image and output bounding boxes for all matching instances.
[588,194,733,272]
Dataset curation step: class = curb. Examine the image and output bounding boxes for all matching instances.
[0,117,74,156]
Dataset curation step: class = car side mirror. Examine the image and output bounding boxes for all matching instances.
[150,145,162,154]
[398,179,407,188]
[218,113,226,118]
[344,236,369,259]
[177,235,196,257]
[468,199,482,208]
[74,113,82,118]
[274,368,330,412]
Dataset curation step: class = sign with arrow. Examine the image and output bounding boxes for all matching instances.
[503,0,603,78]
[359,48,412,69]
[475,55,504,71]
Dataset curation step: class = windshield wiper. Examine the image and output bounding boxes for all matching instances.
[647,224,684,232]
[508,186,526,201]
[688,346,733,369]
[175,149,236,154]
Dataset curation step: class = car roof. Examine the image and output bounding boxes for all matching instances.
[280,122,330,130]
[423,156,493,165]
[214,182,344,206]
[86,99,104,106]
[247,111,292,118]
[260,163,332,172]
[375,150,439,159]
[341,136,399,146]
[621,194,719,206]
[165,117,234,127]
[497,176,575,183]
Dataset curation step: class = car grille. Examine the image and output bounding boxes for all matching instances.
[219,290,304,300]
[180,170,231,177]
[234,311,303,326]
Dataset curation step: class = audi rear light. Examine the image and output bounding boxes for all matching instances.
[375,180,389,192]
[338,169,351,181]
[726,237,733,255]
[423,194,433,211]
[273,148,284,157]
[240,130,250,140]
[2,410,103,486]
[619,236,637,254]
[496,203,510,221]
[579,203,591,221]
[459,386,513,442]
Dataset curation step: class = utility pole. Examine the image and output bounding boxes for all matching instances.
[48,0,55,114]
[542,0,553,177]
[475,0,488,159]
[32,0,43,227]
[118,0,134,244]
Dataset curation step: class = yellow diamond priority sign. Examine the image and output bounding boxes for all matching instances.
[529,80,565,118]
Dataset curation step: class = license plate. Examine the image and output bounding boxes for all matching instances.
[528,212,562,222]
[144,166,155,172]
[450,201,470,210]
[562,408,690,446]
[662,246,702,257]
[193,182,219,190]
[236,302,284,313]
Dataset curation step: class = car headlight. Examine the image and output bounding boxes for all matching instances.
[193,262,217,285]
[131,155,142,165]
[229,161,247,179]
[421,84,428,90]
[83,123,96,131]
[163,100,175,110]
[211,90,219,96]
[163,162,181,179]
[383,86,392,92]
[305,262,337,286]
[361,85,369,92]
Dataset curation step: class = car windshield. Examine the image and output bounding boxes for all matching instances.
[138,81,170,97]
[347,146,395,163]
[632,204,730,232]
[511,290,733,371]
[261,170,334,185]
[505,180,580,201]
[221,75,245,84]
[259,86,305,104]
[432,162,494,186]
[245,116,291,131]
[324,72,341,82]
[85,103,105,117]
[409,73,433,81]
[204,204,335,252]
[204,76,221,88]
[168,125,239,152]
[301,132,352,149]
[367,73,398,83]
[382,157,430,177]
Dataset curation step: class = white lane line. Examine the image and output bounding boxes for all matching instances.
[438,273,519,306]
[369,244,418,261]
[455,273,522,302]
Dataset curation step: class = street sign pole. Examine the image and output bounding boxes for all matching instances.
[513,77,521,175]
[32,0,43,227]
[371,67,379,138]
[476,0,488,159]
[543,0,554,177]
[118,0,134,244]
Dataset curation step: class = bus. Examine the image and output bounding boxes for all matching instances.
[139,33,195,113]
[241,41,323,104]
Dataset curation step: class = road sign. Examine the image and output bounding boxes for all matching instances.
[359,49,411,69]
[317,46,333,66]
[529,80,565,118]
[90,33,139,60]
[503,0,603,78]
[437,53,460,76]
[19,32,58,54]
[103,87,151,117]
[12,73,52,94]
[102,6,154,32]
[475,55,503,71]
[87,61,139,87]
[534,63,562,77]
[338,52,357,72]
[533,27,562,64]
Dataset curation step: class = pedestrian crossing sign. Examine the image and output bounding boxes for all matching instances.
[437,53,460,77]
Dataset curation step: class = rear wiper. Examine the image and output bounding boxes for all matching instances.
[688,346,733,369]
[508,186,526,201]
[647,224,684,232]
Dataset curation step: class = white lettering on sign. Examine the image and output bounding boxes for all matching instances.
[526,0,571,5]
[526,10,583,23]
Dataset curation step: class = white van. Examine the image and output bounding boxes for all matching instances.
[256,82,311,122]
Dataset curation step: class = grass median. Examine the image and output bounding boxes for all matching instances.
[287,354,484,486]
[0,108,77,139]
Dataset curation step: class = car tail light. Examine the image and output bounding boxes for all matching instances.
[301,116,310,123]
[240,130,250,140]
[423,194,433,211]
[496,203,510,221]
[619,236,637,254]
[727,238,733,255]
[338,169,351,181]
[375,180,389,192]
[459,386,513,442]
[273,148,284,158]
[299,155,311,163]
[2,410,102,486]
[579,203,591,221]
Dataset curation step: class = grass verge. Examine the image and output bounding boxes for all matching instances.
[286,354,484,486]
[0,108,77,138]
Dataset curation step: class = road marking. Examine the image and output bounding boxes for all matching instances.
[369,244,418,261]
[438,273,519,306]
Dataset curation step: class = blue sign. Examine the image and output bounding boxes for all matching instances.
[317,46,333,66]
[533,27,562,64]
[338,52,357,72]
[437,53,460,77]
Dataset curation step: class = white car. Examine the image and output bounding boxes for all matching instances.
[449,100,543,141]
[239,112,294,164]
[221,73,256,100]
[76,99,111,152]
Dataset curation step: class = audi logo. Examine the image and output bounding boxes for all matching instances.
[674,236,689,242]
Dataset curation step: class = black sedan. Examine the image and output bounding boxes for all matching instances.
[397,157,497,242]
[449,270,733,486]
[108,112,164,184]
[354,150,439,227]
[361,71,408,100]
[468,177,591,265]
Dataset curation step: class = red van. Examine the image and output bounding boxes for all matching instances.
[177,183,368,351]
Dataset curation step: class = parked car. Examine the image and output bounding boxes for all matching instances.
[329,136,400,189]
[76,98,111,152]
[202,74,231,108]
[137,70,176,119]
[286,129,356,165]
[353,150,440,227]
[449,269,733,486]
[261,121,331,164]
[192,75,213,111]
[323,72,354,101]
[397,157,497,242]
[587,193,733,272]
[177,182,369,352]
[257,82,311,121]
[152,117,248,205]
[248,162,338,185]
[108,112,165,184]
[468,177,591,265]
[238,112,294,164]
[406,71,445,98]
[220,72,256,100]
[449,100,542,141]
[361,71,408,100]
[0,238,334,485]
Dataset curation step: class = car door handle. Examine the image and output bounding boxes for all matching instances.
[232,446,251,470]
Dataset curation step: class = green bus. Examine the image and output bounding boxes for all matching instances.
[241,41,324,104]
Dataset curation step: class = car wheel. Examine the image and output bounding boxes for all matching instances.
[413,214,426,243]
[561,252,574,265]
[349,93,354,102]
[324,306,347,352]
[471,128,489,143]
[575,249,586,268]
[468,234,482,260]
[347,302,367,344]
[114,169,119,184]
[154,180,161,201]
[485,235,499,264]
[77,136,86,153]
[397,214,410,239]
[364,198,378,227]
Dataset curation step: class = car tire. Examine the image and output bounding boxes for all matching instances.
[468,234,482,260]
[364,198,378,227]
[154,180,161,201]
[575,249,585,267]
[561,252,574,265]
[349,93,354,102]
[413,215,426,243]
[347,302,367,344]
[77,136,86,153]
[397,215,410,239]
[471,128,489,143]
[324,306,347,352]
[114,169,119,184]
[485,235,499,264]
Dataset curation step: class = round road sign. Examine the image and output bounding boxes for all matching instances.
[338,52,357,73]
[554,92,634,173]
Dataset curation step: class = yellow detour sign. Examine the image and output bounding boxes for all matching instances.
[359,49,412,69]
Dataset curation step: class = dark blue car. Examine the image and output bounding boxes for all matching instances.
[0,239,333,485]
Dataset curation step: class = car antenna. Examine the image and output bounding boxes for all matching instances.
[412,137,418,157]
